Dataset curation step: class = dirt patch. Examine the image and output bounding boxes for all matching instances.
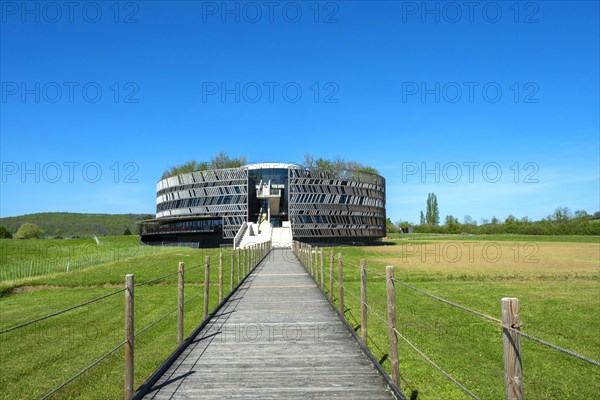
[12,285,64,293]
[11,283,124,293]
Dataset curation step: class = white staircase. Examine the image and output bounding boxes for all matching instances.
[238,219,272,248]
[271,222,292,249]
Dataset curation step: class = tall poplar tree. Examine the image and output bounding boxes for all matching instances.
[425,193,439,225]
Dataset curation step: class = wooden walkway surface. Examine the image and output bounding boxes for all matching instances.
[141,249,396,399]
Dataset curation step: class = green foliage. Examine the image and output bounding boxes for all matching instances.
[425,192,440,225]
[123,228,132,235]
[303,153,379,176]
[397,220,412,228]
[385,218,398,234]
[0,225,12,239]
[0,213,149,238]
[444,215,460,232]
[413,207,600,236]
[161,151,247,179]
[14,223,44,239]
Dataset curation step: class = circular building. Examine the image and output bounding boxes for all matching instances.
[141,162,386,247]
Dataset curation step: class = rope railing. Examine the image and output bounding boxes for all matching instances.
[40,340,127,400]
[387,275,600,367]
[508,327,600,367]
[134,270,181,287]
[392,327,481,400]
[135,305,180,339]
[390,277,502,324]
[0,288,125,335]
[2,241,275,400]
[338,276,481,398]
[291,240,599,400]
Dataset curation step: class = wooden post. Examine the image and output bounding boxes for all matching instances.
[313,246,317,278]
[502,297,524,400]
[306,244,309,271]
[315,247,319,281]
[230,250,234,291]
[329,249,334,300]
[218,252,223,303]
[320,248,325,290]
[303,243,306,267]
[360,259,367,344]
[337,252,344,314]
[309,245,313,276]
[204,256,210,320]
[178,262,184,345]
[313,246,318,282]
[386,266,400,388]
[124,274,134,399]
[237,249,241,284]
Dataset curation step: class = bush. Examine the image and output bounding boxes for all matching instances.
[14,223,44,239]
[0,225,13,239]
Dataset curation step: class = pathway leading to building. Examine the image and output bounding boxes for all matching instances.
[141,249,397,399]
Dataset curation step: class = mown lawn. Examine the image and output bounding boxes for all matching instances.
[1,236,598,399]
[309,239,600,399]
[0,244,259,399]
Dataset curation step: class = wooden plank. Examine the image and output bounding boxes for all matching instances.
[141,250,396,400]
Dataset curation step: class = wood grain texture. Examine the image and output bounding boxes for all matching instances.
[125,274,134,399]
[178,263,184,345]
[360,259,368,345]
[386,266,400,389]
[502,297,524,400]
[142,250,395,400]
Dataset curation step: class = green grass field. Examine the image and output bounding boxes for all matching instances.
[0,235,598,399]
[311,237,600,399]
[0,236,169,284]
[0,237,257,399]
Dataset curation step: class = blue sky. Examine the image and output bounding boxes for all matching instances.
[1,0,598,224]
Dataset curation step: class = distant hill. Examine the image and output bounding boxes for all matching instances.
[0,212,154,238]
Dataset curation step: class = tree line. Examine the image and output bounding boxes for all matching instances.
[303,154,379,176]
[161,152,247,179]
[162,152,380,180]
[387,193,600,236]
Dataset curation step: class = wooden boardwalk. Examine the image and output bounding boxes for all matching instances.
[140,249,397,399]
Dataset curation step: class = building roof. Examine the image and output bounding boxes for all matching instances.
[243,162,304,171]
